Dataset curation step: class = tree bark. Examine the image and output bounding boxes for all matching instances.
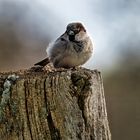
[0,68,111,140]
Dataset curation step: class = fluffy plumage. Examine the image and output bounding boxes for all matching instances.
[35,22,93,68]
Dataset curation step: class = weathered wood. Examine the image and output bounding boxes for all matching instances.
[0,68,111,140]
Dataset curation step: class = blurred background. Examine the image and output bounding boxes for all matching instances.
[0,0,140,139]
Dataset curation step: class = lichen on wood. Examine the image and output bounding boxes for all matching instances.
[0,67,111,140]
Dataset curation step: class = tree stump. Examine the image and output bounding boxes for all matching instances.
[0,67,111,140]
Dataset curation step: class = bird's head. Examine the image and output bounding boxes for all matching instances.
[66,22,87,41]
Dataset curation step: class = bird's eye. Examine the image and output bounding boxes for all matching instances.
[66,26,71,31]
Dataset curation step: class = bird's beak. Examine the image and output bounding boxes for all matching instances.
[68,30,75,36]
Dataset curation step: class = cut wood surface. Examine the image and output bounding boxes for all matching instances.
[0,67,111,140]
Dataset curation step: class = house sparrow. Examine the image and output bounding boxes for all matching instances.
[35,22,93,68]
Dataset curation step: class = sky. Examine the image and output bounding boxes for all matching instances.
[0,0,140,71]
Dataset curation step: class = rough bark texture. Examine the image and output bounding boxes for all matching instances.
[0,68,111,140]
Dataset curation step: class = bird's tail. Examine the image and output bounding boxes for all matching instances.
[34,57,50,67]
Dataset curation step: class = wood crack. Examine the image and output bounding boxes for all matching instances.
[44,78,61,140]
[24,80,34,140]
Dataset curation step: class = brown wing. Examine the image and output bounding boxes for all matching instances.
[34,57,50,67]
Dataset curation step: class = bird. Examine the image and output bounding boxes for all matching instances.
[35,22,93,69]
